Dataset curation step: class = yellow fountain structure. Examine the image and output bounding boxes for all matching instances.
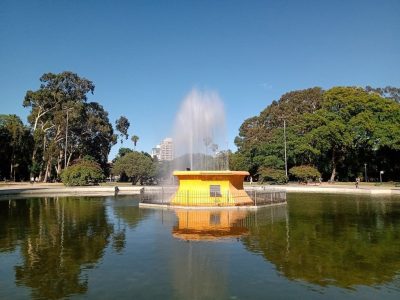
[171,170,253,207]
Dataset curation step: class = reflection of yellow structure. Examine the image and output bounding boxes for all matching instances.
[171,171,253,206]
[172,210,249,241]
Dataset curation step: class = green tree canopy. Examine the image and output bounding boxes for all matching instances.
[22,71,115,182]
[115,116,130,143]
[234,86,400,182]
[0,114,33,181]
[112,151,156,185]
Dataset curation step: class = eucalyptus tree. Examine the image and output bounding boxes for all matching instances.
[365,86,400,103]
[115,116,130,144]
[23,71,116,181]
[69,102,117,171]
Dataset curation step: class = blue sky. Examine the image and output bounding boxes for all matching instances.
[1,0,399,159]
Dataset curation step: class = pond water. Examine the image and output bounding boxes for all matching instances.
[1,193,400,299]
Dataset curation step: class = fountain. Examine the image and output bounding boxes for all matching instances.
[170,89,253,206]
[140,88,286,208]
[172,88,228,171]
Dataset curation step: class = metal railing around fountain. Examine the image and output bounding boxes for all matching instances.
[139,187,286,207]
[245,189,287,206]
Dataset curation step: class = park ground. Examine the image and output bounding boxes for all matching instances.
[0,181,399,198]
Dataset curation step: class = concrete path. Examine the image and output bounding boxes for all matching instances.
[0,182,399,198]
[246,183,400,196]
[0,183,143,198]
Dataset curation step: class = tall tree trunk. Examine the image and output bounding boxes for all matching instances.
[67,151,73,168]
[10,163,13,181]
[38,168,43,182]
[10,148,15,181]
[44,159,51,182]
[56,149,63,176]
[330,149,336,182]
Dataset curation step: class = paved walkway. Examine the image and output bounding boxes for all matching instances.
[0,182,143,198]
[0,182,399,198]
[246,183,400,195]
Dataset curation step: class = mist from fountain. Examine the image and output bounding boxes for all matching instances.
[172,88,229,171]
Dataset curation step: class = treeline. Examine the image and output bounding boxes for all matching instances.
[0,71,139,182]
[2,73,399,184]
[231,86,400,182]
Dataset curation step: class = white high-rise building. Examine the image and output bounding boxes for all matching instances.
[151,145,161,160]
[152,138,174,161]
[160,138,174,161]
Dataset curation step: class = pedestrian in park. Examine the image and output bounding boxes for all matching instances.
[355,177,360,189]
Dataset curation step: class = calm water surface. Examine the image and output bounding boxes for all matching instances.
[1,193,400,299]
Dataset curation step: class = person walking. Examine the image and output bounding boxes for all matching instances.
[355,177,360,189]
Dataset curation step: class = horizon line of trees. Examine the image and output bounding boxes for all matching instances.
[1,71,399,184]
[0,71,139,183]
[230,85,400,183]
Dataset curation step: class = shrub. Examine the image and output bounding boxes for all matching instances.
[61,159,104,186]
[289,165,321,183]
[259,167,288,184]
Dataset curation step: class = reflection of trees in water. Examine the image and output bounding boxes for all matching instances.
[111,199,151,253]
[241,195,400,288]
[0,199,32,252]
[0,197,113,299]
[168,207,287,299]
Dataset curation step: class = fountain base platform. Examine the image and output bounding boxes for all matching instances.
[170,170,253,206]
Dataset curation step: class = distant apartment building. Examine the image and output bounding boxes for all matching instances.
[151,145,161,160]
[152,138,174,161]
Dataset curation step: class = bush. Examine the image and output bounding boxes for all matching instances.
[289,165,321,183]
[60,159,104,186]
[259,167,288,184]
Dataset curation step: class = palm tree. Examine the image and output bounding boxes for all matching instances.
[131,135,139,150]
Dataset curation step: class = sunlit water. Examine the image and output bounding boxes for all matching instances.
[1,193,400,299]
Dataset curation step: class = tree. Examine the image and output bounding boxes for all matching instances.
[71,102,117,171]
[131,135,139,149]
[235,87,323,152]
[298,87,400,181]
[234,87,324,177]
[115,116,130,144]
[0,115,32,181]
[23,71,116,182]
[299,109,352,181]
[23,71,95,181]
[112,151,155,185]
[365,86,400,103]
[115,147,133,160]
[234,86,400,182]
